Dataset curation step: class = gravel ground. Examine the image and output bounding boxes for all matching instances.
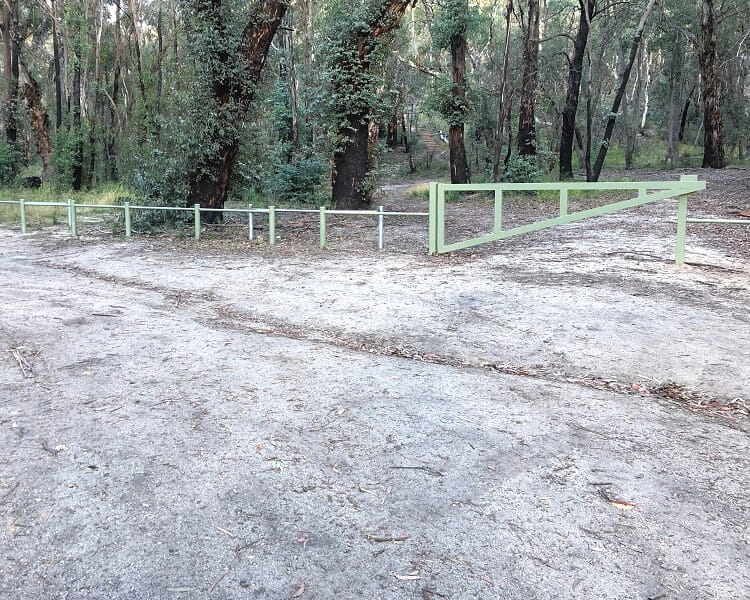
[1,168,749,599]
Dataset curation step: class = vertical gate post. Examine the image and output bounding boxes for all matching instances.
[428,182,438,254]
[69,199,77,237]
[193,204,201,239]
[19,199,27,234]
[319,206,326,249]
[493,189,503,232]
[377,205,384,250]
[124,202,132,237]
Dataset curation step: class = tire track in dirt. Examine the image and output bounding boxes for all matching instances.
[35,258,748,427]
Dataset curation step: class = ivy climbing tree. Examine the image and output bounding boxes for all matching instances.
[328,0,414,210]
[183,0,287,218]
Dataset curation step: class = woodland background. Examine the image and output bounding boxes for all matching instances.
[1,0,748,217]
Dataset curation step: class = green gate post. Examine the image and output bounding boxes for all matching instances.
[124,202,132,237]
[247,204,254,241]
[428,182,438,254]
[493,189,503,232]
[69,199,77,237]
[319,206,326,249]
[19,199,27,234]
[268,205,276,246]
[194,204,201,239]
[559,188,568,217]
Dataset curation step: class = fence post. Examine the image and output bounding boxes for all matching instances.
[493,189,503,233]
[319,206,326,248]
[559,188,568,216]
[194,204,201,240]
[268,205,276,246]
[124,202,132,237]
[247,204,254,241]
[377,205,384,250]
[428,182,438,254]
[19,199,27,234]
[69,199,77,237]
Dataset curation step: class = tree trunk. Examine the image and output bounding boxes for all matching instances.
[559,0,595,179]
[19,64,52,176]
[2,0,19,148]
[330,0,413,209]
[589,0,656,181]
[332,122,369,209]
[186,0,288,217]
[448,21,470,183]
[699,0,724,168]
[517,0,540,157]
[51,0,63,129]
[492,0,513,181]
[71,63,83,190]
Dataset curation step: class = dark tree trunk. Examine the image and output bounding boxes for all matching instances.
[699,0,724,168]
[2,0,20,147]
[72,63,83,190]
[109,1,122,180]
[517,0,540,157]
[590,0,656,181]
[332,122,369,209]
[449,28,470,183]
[678,94,692,142]
[51,0,63,129]
[492,0,513,181]
[19,64,52,176]
[387,111,398,147]
[331,0,413,209]
[559,0,595,179]
[186,0,288,218]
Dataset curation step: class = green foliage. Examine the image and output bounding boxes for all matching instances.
[266,155,326,205]
[425,76,471,127]
[501,155,541,183]
[51,129,82,191]
[0,139,17,185]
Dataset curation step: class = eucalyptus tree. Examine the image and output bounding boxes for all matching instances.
[431,0,471,183]
[327,0,414,209]
[699,0,724,168]
[517,0,540,157]
[181,0,287,216]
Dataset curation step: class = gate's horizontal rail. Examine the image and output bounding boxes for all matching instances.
[428,177,707,264]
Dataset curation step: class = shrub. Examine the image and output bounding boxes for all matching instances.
[0,138,18,185]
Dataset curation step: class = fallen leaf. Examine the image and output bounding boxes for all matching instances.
[292,582,305,597]
[611,501,636,510]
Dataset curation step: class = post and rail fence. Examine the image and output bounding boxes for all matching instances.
[2,175,745,264]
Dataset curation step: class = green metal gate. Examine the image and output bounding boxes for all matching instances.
[428,175,706,264]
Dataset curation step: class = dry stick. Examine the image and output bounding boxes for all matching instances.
[10,349,33,378]
[389,465,443,477]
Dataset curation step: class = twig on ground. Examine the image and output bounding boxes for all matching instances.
[389,465,444,477]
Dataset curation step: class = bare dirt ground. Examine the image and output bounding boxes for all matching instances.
[1,167,749,600]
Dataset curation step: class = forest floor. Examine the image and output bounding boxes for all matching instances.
[1,167,749,599]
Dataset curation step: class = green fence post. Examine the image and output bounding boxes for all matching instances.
[69,199,77,237]
[428,182,437,254]
[268,205,275,246]
[124,202,132,237]
[559,188,568,216]
[19,199,27,234]
[319,206,326,249]
[493,189,503,233]
[194,204,201,239]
